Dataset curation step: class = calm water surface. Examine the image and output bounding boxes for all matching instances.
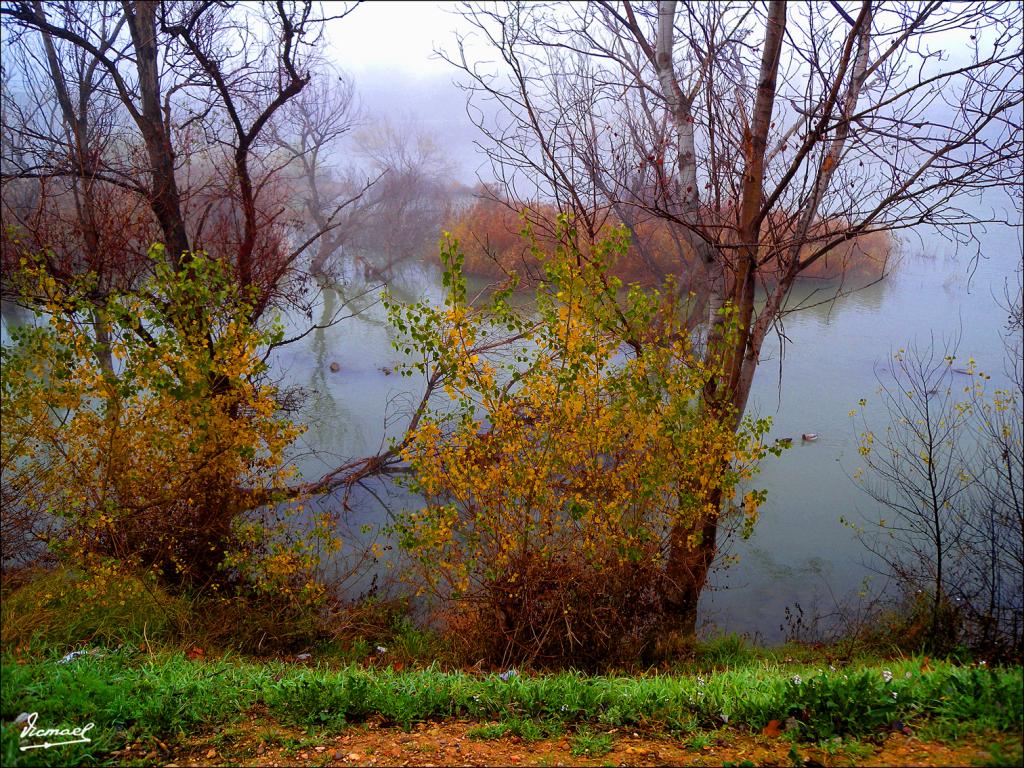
[710,231,1021,642]
[4,199,1019,642]
[267,199,1021,641]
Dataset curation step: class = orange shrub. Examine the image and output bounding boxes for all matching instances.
[443,197,892,287]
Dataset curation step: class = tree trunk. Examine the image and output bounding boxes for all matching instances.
[663,499,721,639]
[122,1,191,265]
[661,0,788,642]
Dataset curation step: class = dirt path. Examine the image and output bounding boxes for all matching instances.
[149,719,1016,767]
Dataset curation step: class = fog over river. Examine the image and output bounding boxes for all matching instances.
[0,190,1017,642]
[0,0,1019,653]
[263,188,1021,643]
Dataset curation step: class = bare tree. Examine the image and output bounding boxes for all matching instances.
[851,334,1022,655]
[851,340,974,646]
[270,95,459,287]
[0,1,417,534]
[0,2,460,535]
[0,0,358,318]
[349,117,458,278]
[1,2,158,290]
[957,283,1024,654]
[445,0,1023,636]
[269,68,369,281]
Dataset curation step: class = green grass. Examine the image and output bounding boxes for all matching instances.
[467,717,562,741]
[1,649,1020,766]
[569,726,613,757]
[695,633,755,668]
[976,737,1024,767]
[685,731,716,750]
[466,722,509,740]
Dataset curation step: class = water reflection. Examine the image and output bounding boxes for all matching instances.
[2,221,1018,640]
[704,219,1020,642]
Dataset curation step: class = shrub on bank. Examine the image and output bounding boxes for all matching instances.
[391,229,772,669]
[1,250,337,620]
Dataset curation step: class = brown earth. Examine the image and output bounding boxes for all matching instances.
[125,718,1017,768]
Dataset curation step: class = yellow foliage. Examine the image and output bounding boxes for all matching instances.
[1,250,331,605]
[389,224,770,662]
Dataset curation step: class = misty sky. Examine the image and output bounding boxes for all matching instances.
[325,2,490,184]
[327,2,470,77]
[321,1,1007,191]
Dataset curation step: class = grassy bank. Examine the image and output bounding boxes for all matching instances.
[2,646,1020,767]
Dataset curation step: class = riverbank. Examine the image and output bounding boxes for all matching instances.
[2,645,1020,767]
[104,718,1023,767]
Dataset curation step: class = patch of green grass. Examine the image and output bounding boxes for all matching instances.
[204,727,257,760]
[975,737,1024,767]
[253,727,291,747]
[498,716,543,741]
[1,568,189,652]
[466,717,561,741]
[467,722,509,740]
[685,731,716,750]
[311,610,450,669]
[814,734,873,764]
[841,738,875,762]
[1,649,1019,766]
[347,638,373,663]
[570,727,613,757]
[697,633,754,668]
[265,672,371,728]
[386,617,443,663]
[1,650,271,766]
[280,735,323,757]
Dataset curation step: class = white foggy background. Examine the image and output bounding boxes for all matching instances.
[324,2,492,185]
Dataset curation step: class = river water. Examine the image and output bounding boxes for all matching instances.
[267,194,1021,642]
[708,218,1021,642]
[3,196,1019,643]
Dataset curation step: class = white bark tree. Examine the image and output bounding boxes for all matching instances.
[446,0,1023,635]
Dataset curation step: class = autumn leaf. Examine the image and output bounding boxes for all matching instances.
[390,224,771,665]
